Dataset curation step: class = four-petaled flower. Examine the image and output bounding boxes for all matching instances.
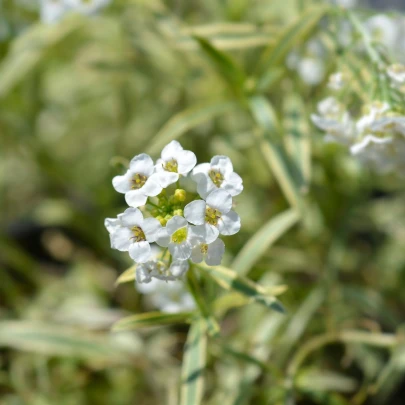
[155,141,197,188]
[192,155,243,199]
[155,216,205,261]
[113,153,162,208]
[191,238,225,266]
[105,208,161,263]
[136,258,189,283]
[184,189,241,243]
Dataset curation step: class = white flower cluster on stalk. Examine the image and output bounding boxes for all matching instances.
[40,0,110,24]
[105,141,243,284]
[312,69,405,175]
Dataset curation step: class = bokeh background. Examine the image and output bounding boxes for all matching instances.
[1,1,405,404]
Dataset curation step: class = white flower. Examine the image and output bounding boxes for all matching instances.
[365,15,400,51]
[329,0,357,7]
[136,259,189,283]
[311,97,355,145]
[370,116,405,136]
[113,153,162,208]
[192,156,243,199]
[350,135,396,174]
[155,216,205,261]
[191,238,225,266]
[40,0,68,24]
[356,102,390,134]
[136,279,195,313]
[184,189,241,243]
[327,72,345,91]
[104,208,161,263]
[154,141,197,188]
[64,0,110,15]
[387,64,405,90]
[297,57,325,86]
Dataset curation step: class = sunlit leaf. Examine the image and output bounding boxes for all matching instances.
[146,100,238,155]
[180,320,207,405]
[232,208,299,276]
[112,312,193,331]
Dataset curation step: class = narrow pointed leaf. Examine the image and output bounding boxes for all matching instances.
[147,100,238,155]
[112,312,193,331]
[180,320,207,405]
[232,208,299,276]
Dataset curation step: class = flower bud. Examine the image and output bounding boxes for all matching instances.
[156,215,167,226]
[174,189,186,202]
[173,209,183,217]
[164,214,173,222]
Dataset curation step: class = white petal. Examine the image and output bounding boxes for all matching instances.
[142,218,161,242]
[112,170,132,193]
[136,264,152,284]
[206,238,225,266]
[202,223,219,244]
[206,189,232,213]
[189,225,211,245]
[223,172,243,196]
[104,217,120,234]
[129,241,151,263]
[125,190,148,208]
[110,227,132,251]
[142,176,162,197]
[169,260,189,277]
[176,150,197,174]
[169,241,192,261]
[350,135,392,155]
[161,140,184,161]
[192,163,210,180]
[154,171,179,188]
[196,176,216,199]
[218,210,241,236]
[118,208,143,227]
[190,244,204,264]
[155,228,170,247]
[210,155,233,176]
[166,216,188,235]
[184,200,206,225]
[129,153,154,176]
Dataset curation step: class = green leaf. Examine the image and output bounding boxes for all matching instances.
[232,208,299,276]
[112,312,193,331]
[193,36,246,95]
[197,265,285,313]
[0,17,83,98]
[249,95,306,213]
[0,321,140,364]
[256,6,328,84]
[146,100,238,155]
[180,320,207,405]
[115,265,136,285]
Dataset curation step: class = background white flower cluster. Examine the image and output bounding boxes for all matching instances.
[105,141,243,285]
[40,0,110,24]
[312,66,405,175]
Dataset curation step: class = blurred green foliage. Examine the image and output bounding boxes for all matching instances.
[1,1,405,404]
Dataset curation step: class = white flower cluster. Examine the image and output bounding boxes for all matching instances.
[312,70,405,175]
[40,0,110,24]
[136,278,195,314]
[105,141,243,284]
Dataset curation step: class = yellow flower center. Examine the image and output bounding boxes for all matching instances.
[131,173,147,190]
[209,169,224,187]
[164,159,178,173]
[205,207,221,226]
[200,243,208,254]
[171,227,188,244]
[131,226,146,242]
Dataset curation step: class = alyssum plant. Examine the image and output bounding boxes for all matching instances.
[105,140,244,288]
